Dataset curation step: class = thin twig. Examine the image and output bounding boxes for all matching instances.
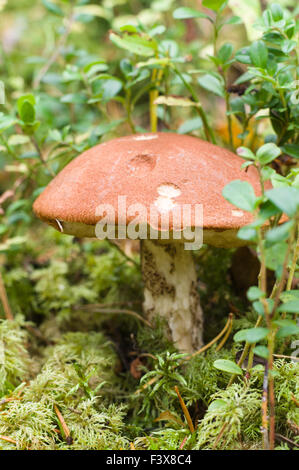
[186,313,233,360]
[179,436,188,450]
[273,354,299,362]
[33,11,74,89]
[174,386,195,433]
[275,433,299,449]
[216,316,233,351]
[108,240,139,267]
[30,136,55,177]
[291,394,299,407]
[261,363,269,450]
[78,305,151,328]
[0,435,16,445]
[54,404,73,445]
[213,422,228,449]
[0,271,13,320]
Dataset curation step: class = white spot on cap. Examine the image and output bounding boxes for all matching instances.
[157,184,181,198]
[154,183,181,214]
[154,196,177,213]
[232,210,244,218]
[134,134,158,141]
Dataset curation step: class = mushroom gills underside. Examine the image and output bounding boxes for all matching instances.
[44,219,246,249]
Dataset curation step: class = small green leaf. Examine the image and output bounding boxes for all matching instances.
[93,119,124,137]
[235,49,252,66]
[253,346,269,359]
[252,364,265,372]
[270,3,284,22]
[247,286,265,302]
[281,144,299,160]
[280,290,299,303]
[266,187,299,217]
[8,135,30,146]
[61,93,86,104]
[208,399,227,411]
[256,143,281,165]
[250,40,268,68]
[253,299,274,317]
[237,146,256,161]
[17,94,35,117]
[110,32,157,57]
[197,74,225,98]
[223,16,242,26]
[276,324,299,339]
[0,115,17,132]
[274,319,297,328]
[277,300,299,313]
[173,7,210,20]
[178,117,203,134]
[238,225,257,242]
[19,100,35,123]
[234,327,269,344]
[222,180,257,212]
[217,43,233,64]
[265,241,288,271]
[42,0,64,16]
[202,0,228,12]
[213,359,243,375]
[83,60,108,77]
[266,221,294,244]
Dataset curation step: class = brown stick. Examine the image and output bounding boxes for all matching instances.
[0,271,13,320]
[186,313,234,360]
[79,306,152,328]
[291,394,299,407]
[54,404,73,445]
[213,422,228,449]
[174,386,195,433]
[0,435,16,444]
[216,316,233,351]
[261,364,269,450]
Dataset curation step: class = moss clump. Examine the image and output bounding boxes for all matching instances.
[0,318,33,394]
[0,330,129,450]
[194,381,261,449]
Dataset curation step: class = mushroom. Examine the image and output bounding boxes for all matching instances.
[33,133,263,353]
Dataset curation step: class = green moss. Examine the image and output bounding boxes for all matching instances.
[0,319,32,394]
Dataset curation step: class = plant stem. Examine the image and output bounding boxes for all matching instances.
[33,9,74,89]
[125,88,136,133]
[108,240,139,267]
[0,271,13,320]
[172,65,216,144]
[261,363,269,449]
[30,136,55,177]
[268,330,276,450]
[174,386,195,433]
[225,89,233,150]
[149,67,163,132]
[285,224,299,293]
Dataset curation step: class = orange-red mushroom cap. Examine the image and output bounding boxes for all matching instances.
[33,133,264,247]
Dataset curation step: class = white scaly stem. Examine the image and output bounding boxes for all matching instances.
[141,239,203,353]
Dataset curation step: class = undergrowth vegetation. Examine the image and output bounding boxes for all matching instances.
[0,0,298,450]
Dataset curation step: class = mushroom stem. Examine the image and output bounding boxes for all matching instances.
[141,239,203,353]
